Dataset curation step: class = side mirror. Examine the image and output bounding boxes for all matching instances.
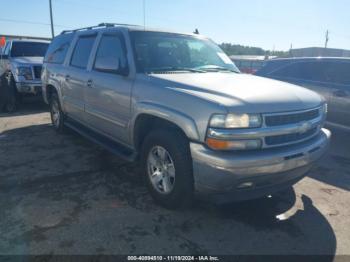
[95,57,129,77]
[119,63,129,77]
[0,54,8,60]
[115,58,129,77]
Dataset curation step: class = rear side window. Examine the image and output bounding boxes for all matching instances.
[272,61,350,85]
[255,60,290,76]
[322,62,350,85]
[70,35,96,69]
[272,61,326,81]
[94,34,128,73]
[45,34,73,64]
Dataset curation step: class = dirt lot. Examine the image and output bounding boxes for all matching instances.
[0,101,349,257]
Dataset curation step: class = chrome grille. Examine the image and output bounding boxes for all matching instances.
[262,107,324,148]
[265,127,318,146]
[265,109,320,127]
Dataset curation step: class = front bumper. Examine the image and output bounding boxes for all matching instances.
[16,82,42,95]
[191,128,331,202]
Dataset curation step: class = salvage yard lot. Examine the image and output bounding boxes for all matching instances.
[0,102,349,256]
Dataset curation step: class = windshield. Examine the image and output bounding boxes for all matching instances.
[10,42,49,57]
[130,31,240,73]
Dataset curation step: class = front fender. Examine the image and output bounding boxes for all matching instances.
[131,101,200,142]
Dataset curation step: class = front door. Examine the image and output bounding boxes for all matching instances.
[85,32,133,144]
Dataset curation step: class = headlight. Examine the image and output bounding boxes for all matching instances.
[209,113,262,129]
[16,67,33,80]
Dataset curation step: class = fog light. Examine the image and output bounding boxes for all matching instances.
[206,138,262,151]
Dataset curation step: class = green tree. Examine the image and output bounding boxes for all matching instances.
[219,43,288,57]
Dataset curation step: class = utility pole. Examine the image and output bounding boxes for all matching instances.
[325,30,329,48]
[49,0,55,38]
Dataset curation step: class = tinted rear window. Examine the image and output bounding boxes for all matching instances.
[271,61,350,85]
[255,60,290,76]
[45,34,73,64]
[70,35,96,69]
[11,42,49,57]
[323,61,350,85]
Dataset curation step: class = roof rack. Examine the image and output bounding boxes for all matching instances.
[60,23,140,35]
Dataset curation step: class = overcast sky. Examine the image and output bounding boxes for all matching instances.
[0,0,349,51]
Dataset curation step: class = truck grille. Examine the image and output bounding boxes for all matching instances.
[33,66,42,79]
[265,109,320,127]
[262,107,323,148]
[265,127,318,146]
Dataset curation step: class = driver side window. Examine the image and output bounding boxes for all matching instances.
[93,34,128,74]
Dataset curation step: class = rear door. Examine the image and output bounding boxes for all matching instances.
[62,34,97,122]
[84,31,133,144]
[269,61,333,103]
[326,61,350,127]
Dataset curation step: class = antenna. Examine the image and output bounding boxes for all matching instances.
[143,0,146,30]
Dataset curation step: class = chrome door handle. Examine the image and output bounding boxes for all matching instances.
[87,79,93,88]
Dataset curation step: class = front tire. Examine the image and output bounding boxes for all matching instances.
[3,77,18,113]
[50,93,65,133]
[141,129,194,209]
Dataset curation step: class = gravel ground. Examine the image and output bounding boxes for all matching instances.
[0,101,349,257]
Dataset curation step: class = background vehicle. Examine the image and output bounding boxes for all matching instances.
[230,55,276,74]
[255,58,350,128]
[42,24,330,209]
[0,39,49,112]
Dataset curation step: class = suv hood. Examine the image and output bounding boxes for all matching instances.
[150,73,323,113]
[11,57,43,65]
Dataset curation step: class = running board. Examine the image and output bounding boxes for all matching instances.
[65,119,138,162]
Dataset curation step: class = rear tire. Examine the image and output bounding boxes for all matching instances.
[141,129,194,209]
[50,93,65,133]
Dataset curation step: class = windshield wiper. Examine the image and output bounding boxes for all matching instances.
[147,67,206,73]
[196,65,239,73]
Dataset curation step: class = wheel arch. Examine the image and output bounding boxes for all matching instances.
[132,102,200,151]
[43,83,61,105]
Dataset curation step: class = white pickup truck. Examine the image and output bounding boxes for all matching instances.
[0,39,49,112]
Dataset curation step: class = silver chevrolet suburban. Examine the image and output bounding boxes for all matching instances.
[42,23,331,209]
[0,39,50,112]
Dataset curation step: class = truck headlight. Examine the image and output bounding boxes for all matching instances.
[209,113,262,129]
[16,67,33,80]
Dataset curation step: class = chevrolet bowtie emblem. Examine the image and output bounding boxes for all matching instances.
[299,122,312,134]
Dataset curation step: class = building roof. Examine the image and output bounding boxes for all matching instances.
[230,55,277,61]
